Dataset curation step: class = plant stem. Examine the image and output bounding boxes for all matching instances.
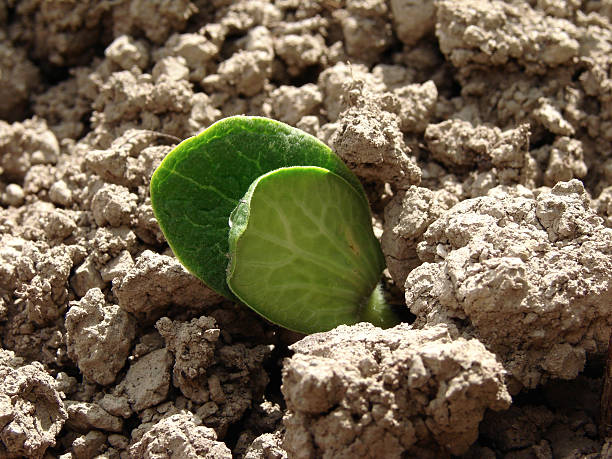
[359,283,401,329]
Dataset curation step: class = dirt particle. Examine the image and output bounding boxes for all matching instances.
[115,348,173,413]
[65,288,136,386]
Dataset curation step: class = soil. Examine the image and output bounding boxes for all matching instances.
[1,0,612,458]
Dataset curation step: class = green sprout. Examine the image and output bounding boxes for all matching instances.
[150,116,399,334]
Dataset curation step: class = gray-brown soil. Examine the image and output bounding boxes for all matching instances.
[1,0,612,457]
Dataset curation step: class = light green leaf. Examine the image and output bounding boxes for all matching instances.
[227,166,398,334]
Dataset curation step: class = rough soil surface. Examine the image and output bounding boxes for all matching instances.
[1,0,612,457]
[282,323,511,458]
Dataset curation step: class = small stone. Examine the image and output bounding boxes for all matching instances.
[91,183,137,228]
[116,348,173,412]
[55,372,78,396]
[98,394,133,419]
[3,183,25,206]
[105,35,149,70]
[71,431,107,459]
[129,413,232,458]
[0,393,12,425]
[65,400,124,432]
[100,250,134,282]
[70,256,106,298]
[49,180,73,206]
[390,0,435,46]
[163,33,218,68]
[152,56,189,82]
[107,434,129,450]
[208,374,226,404]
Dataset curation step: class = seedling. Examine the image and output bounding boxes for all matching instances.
[150,116,399,334]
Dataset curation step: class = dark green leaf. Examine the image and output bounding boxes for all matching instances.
[150,116,367,298]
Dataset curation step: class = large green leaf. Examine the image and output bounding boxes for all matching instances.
[150,116,367,298]
[227,166,397,334]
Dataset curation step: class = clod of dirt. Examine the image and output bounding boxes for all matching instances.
[48,180,73,207]
[317,62,438,137]
[0,349,67,458]
[98,394,132,420]
[335,0,393,65]
[104,35,150,72]
[69,226,138,298]
[274,33,326,77]
[382,186,459,291]
[594,186,612,228]
[84,129,171,189]
[100,250,134,283]
[113,250,224,322]
[154,32,220,82]
[191,340,272,439]
[0,42,39,122]
[114,348,173,413]
[91,183,138,228]
[406,180,612,390]
[33,75,93,141]
[244,431,287,459]
[71,430,108,458]
[15,201,78,244]
[234,400,284,457]
[15,242,74,326]
[1,184,25,207]
[216,47,273,97]
[424,121,536,189]
[0,118,59,184]
[394,80,438,134]
[330,80,422,190]
[436,0,579,73]
[152,56,190,83]
[0,236,38,293]
[214,0,281,33]
[1,235,83,365]
[111,0,198,44]
[156,316,220,403]
[429,0,612,171]
[270,84,322,126]
[281,323,510,457]
[65,288,136,386]
[533,136,587,187]
[533,99,575,136]
[129,412,232,458]
[134,200,167,247]
[390,0,435,46]
[462,374,602,457]
[317,62,377,122]
[9,0,113,66]
[88,62,218,143]
[64,400,124,433]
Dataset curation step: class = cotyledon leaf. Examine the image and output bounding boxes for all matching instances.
[150,116,368,298]
[227,166,399,334]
